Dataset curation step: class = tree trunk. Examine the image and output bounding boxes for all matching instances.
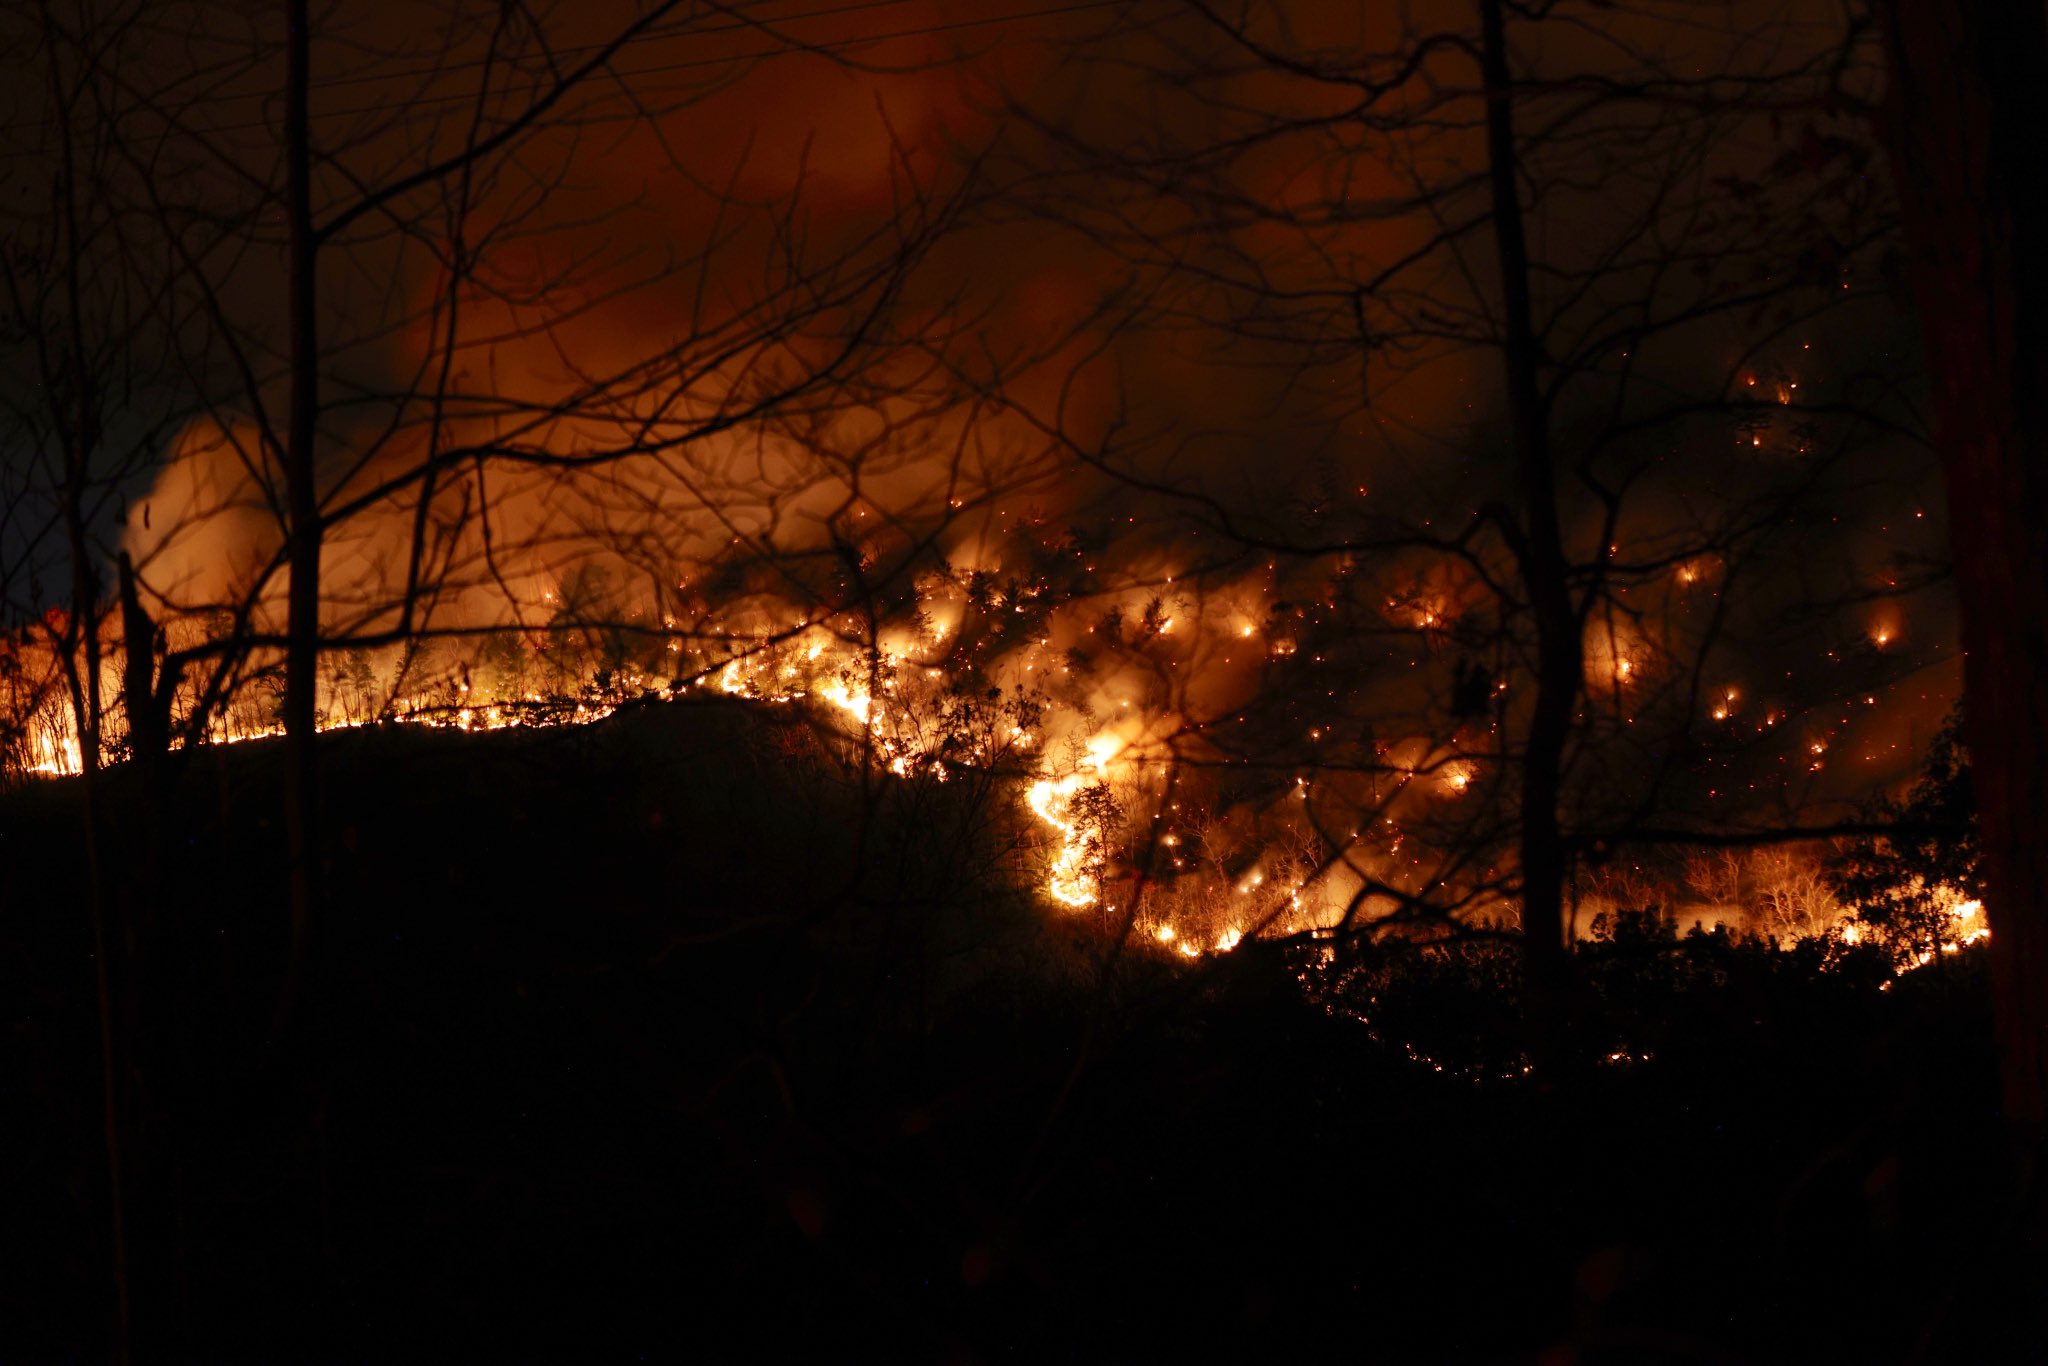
[1479,0,1581,1056]
[1881,0,2048,1168]
[118,554,165,775]
[282,0,322,1021]
[47,19,127,1337]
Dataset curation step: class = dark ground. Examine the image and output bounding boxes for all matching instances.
[1,700,2034,1363]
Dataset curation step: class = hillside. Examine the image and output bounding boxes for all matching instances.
[1,701,2027,1362]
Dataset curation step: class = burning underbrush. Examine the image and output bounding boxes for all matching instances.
[0,546,1457,959]
[1,529,1983,1002]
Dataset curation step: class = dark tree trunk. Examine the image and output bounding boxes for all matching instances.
[42,10,128,1344]
[1881,0,2048,1168]
[282,0,322,1018]
[1479,0,1581,1054]
[117,554,165,774]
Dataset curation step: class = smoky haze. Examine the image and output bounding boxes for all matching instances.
[1,0,1950,921]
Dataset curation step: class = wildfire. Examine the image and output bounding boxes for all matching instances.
[1845,883,1990,971]
[1027,772,1108,908]
[0,543,1962,988]
[819,677,872,725]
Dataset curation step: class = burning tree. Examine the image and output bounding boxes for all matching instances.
[1824,708,1983,965]
[986,0,1935,1043]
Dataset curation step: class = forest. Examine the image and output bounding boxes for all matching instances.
[3,0,2046,1360]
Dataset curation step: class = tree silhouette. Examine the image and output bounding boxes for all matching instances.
[994,0,1927,1056]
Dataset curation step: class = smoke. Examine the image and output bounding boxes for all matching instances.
[22,0,1962,945]
[124,417,283,616]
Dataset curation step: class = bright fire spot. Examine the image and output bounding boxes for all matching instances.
[1881,888,1993,971]
[819,678,871,724]
[1083,732,1123,774]
[1026,773,1103,908]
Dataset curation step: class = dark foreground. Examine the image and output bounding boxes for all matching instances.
[2,702,2035,1362]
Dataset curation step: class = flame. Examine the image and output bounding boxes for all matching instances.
[1026,773,1106,908]
[0,531,1962,979]
[819,677,872,724]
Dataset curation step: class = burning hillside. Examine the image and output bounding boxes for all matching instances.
[6,2,2035,1357]
[0,520,1984,980]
